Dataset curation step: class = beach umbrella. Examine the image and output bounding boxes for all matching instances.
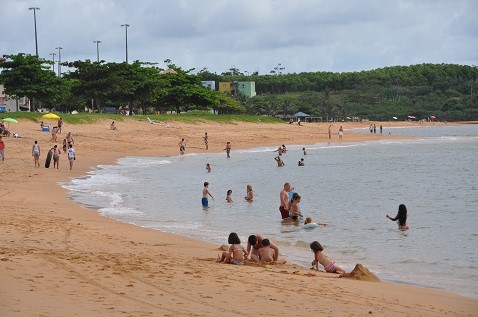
[392,116,398,120]
[42,113,60,120]
[1,117,18,129]
[430,115,436,120]
[2,118,18,123]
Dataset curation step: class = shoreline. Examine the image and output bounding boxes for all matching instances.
[64,134,475,299]
[1,119,477,316]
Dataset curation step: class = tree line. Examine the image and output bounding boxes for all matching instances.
[198,64,478,121]
[1,53,477,121]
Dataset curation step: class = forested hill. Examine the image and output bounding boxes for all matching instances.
[204,64,478,121]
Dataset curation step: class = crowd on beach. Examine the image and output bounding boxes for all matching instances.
[1,118,76,170]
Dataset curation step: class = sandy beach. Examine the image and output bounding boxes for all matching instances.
[1,118,476,317]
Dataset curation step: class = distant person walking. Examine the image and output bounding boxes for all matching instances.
[67,145,76,170]
[380,125,383,134]
[52,145,61,169]
[57,117,63,134]
[32,140,41,167]
[0,136,5,163]
[328,125,332,139]
[178,138,186,155]
[204,132,209,150]
[338,126,344,139]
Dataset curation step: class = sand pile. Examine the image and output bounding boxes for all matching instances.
[341,263,380,282]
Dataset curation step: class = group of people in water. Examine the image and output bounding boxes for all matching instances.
[195,136,409,273]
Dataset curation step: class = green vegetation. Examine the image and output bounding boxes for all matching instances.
[1,53,477,121]
[0,111,281,124]
[201,64,478,121]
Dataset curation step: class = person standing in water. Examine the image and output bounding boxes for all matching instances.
[279,183,291,219]
[224,141,232,158]
[387,204,409,231]
[202,182,214,207]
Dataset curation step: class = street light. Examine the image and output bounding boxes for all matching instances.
[49,52,56,72]
[121,24,129,63]
[28,7,40,56]
[93,40,102,62]
[55,47,63,77]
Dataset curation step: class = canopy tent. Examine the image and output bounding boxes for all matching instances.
[292,111,310,118]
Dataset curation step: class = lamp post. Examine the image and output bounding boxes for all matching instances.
[49,52,56,72]
[93,40,102,62]
[55,47,63,77]
[28,7,40,56]
[121,24,129,63]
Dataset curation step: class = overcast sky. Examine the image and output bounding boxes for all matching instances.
[1,0,477,75]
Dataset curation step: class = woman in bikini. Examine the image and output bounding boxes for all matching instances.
[217,232,247,265]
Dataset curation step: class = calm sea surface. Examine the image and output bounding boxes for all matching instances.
[63,125,478,298]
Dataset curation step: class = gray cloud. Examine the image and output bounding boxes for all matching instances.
[1,0,476,74]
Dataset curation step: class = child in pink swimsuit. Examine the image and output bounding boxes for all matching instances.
[310,241,345,274]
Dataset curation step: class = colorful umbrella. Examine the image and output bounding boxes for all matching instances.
[2,118,18,123]
[42,113,60,120]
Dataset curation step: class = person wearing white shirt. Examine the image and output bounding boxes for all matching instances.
[67,146,76,170]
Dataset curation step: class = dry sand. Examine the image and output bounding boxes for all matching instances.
[1,118,477,316]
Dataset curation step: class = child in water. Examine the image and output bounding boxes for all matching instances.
[226,189,233,203]
[289,193,304,222]
[206,163,211,173]
[217,232,247,265]
[310,241,345,274]
[244,184,254,202]
[303,217,327,227]
[387,204,409,231]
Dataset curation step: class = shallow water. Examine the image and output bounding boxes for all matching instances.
[63,125,478,298]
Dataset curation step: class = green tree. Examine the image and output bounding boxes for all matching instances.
[158,66,219,113]
[0,53,63,111]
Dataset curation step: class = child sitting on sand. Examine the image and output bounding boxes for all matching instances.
[217,232,247,265]
[226,189,233,203]
[310,241,345,274]
[258,239,275,262]
[386,204,409,231]
[244,184,253,202]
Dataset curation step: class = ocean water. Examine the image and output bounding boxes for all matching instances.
[63,125,478,298]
